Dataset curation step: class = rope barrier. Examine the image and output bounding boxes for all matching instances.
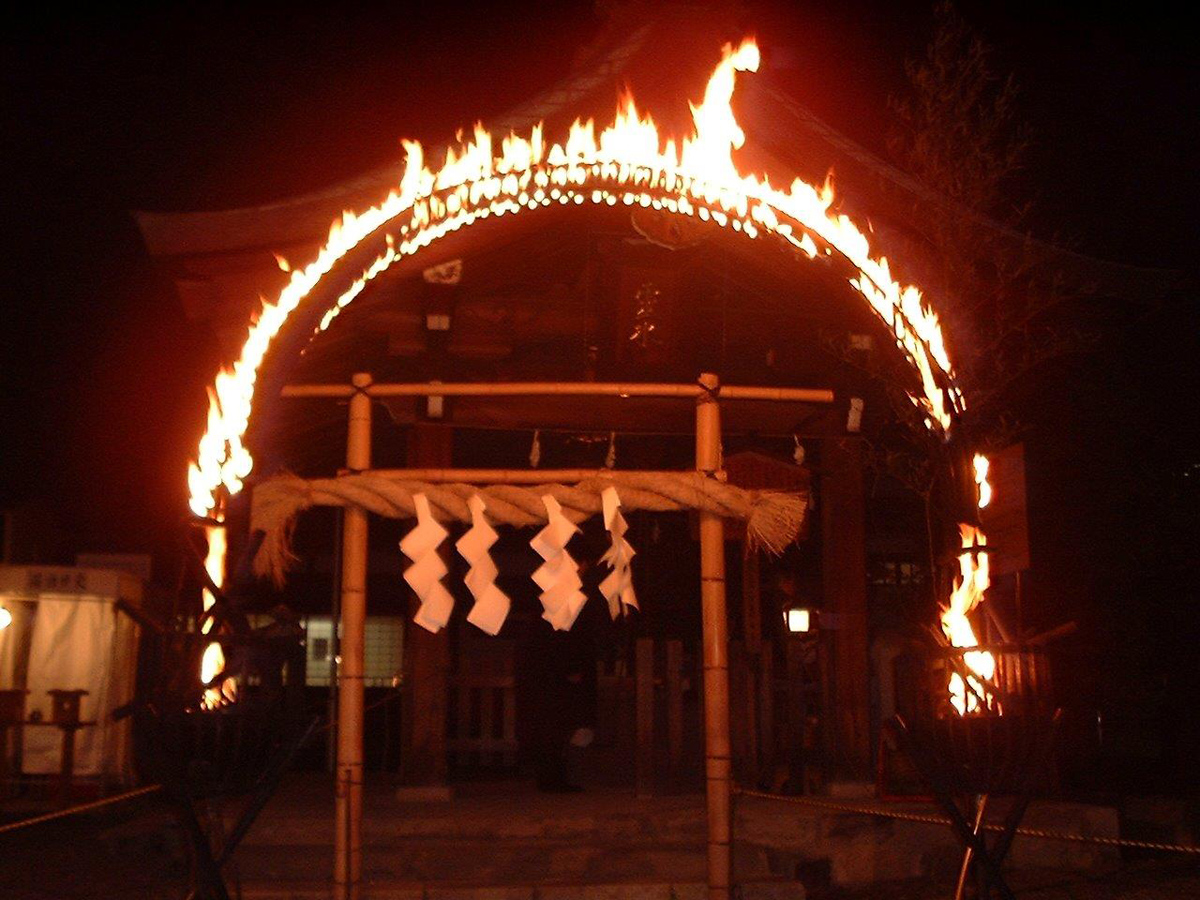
[734,787,1200,855]
[0,784,162,836]
[250,471,807,585]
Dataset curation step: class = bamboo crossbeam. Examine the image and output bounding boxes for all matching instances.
[282,381,835,404]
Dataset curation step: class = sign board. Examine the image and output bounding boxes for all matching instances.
[0,565,142,601]
[979,443,1030,576]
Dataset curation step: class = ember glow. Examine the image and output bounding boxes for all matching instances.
[942,455,997,715]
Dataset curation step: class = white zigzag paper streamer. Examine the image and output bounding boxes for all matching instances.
[457,494,510,635]
[401,493,455,633]
[531,494,586,631]
[600,486,638,619]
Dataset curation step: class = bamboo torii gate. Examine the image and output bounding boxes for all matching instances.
[269,372,833,900]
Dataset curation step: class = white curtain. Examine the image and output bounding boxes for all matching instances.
[22,597,123,777]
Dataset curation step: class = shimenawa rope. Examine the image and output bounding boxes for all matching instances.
[250,471,807,585]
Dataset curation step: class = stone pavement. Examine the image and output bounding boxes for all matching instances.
[1,773,1194,899]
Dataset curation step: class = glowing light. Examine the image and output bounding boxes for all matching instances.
[785,607,812,634]
[0,605,12,631]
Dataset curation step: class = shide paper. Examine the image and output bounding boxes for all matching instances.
[402,493,454,633]
[457,494,510,635]
[531,494,586,631]
[600,486,638,619]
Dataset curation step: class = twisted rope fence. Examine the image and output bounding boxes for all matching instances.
[734,788,1200,855]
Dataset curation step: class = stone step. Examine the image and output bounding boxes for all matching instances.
[236,879,805,900]
[244,791,709,845]
[231,839,772,886]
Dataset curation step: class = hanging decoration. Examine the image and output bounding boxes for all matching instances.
[793,435,806,466]
[531,495,586,631]
[529,430,541,468]
[599,487,638,619]
[401,493,454,633]
[457,494,510,635]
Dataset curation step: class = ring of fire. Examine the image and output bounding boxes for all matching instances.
[191,39,993,715]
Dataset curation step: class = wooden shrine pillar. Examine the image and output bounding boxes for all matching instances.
[820,437,871,774]
[696,373,732,900]
[335,372,371,900]
[400,421,453,786]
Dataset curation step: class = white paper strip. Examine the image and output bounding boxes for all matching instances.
[456,494,511,636]
[599,486,638,619]
[531,495,586,631]
[401,493,455,633]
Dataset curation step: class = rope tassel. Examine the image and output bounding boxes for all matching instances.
[402,493,454,633]
[600,487,638,619]
[457,494,510,635]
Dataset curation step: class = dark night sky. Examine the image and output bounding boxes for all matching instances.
[2,0,1196,655]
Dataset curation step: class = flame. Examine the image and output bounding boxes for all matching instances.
[199,524,237,709]
[186,38,966,524]
[974,453,991,509]
[942,454,996,715]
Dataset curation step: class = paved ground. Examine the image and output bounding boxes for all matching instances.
[1,781,1197,899]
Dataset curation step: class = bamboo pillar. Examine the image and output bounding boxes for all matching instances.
[334,372,372,900]
[695,372,732,900]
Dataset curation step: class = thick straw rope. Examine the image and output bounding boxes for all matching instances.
[251,471,807,585]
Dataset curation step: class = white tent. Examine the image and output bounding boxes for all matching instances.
[0,565,141,784]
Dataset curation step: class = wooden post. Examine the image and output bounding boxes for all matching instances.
[820,437,871,775]
[400,423,453,786]
[696,372,732,900]
[635,636,655,797]
[334,372,371,900]
[740,550,761,785]
[729,641,750,784]
[741,549,762,654]
[758,643,775,779]
[665,639,684,773]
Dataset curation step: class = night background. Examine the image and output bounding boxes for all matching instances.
[1,1,1198,895]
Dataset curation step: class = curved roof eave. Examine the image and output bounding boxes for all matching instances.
[133,12,1180,302]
